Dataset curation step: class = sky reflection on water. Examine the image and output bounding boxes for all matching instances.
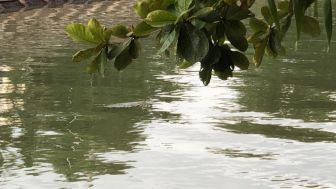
[1,1,336,188]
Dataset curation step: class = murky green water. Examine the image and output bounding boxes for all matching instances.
[1,1,336,188]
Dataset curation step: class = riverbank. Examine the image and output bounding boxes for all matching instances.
[0,0,103,14]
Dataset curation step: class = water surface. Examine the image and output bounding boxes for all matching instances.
[1,1,336,188]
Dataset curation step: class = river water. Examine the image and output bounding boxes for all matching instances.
[0,1,336,188]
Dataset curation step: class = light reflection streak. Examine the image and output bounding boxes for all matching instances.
[0,66,25,126]
[0,77,14,94]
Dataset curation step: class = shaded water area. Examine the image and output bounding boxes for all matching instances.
[1,1,336,188]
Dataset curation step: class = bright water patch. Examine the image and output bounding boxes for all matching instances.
[0,1,336,188]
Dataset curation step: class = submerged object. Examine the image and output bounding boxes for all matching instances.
[97,101,149,110]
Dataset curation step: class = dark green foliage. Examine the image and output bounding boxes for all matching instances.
[177,24,209,63]
[323,0,333,51]
[65,0,333,85]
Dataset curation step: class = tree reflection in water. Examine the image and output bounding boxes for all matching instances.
[0,0,180,182]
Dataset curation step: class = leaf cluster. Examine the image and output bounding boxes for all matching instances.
[65,0,333,85]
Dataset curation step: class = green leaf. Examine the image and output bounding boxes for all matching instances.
[87,52,102,74]
[65,23,100,44]
[177,24,209,63]
[108,39,132,60]
[199,44,221,86]
[249,18,268,33]
[199,64,213,86]
[110,24,129,38]
[323,0,333,50]
[191,7,214,19]
[99,47,107,77]
[134,0,175,18]
[214,23,226,43]
[226,20,247,36]
[267,29,279,57]
[301,16,321,37]
[133,21,159,37]
[248,31,265,44]
[114,45,133,71]
[112,39,140,70]
[267,0,281,32]
[178,60,196,69]
[162,0,175,8]
[73,48,96,63]
[159,29,178,53]
[230,51,250,70]
[87,18,105,42]
[129,39,141,59]
[103,29,113,42]
[293,0,305,41]
[191,19,207,29]
[261,6,273,25]
[176,0,193,12]
[72,44,104,63]
[213,48,233,81]
[277,0,290,19]
[202,45,222,66]
[134,0,151,18]
[175,8,193,24]
[280,12,293,35]
[224,21,248,51]
[196,8,220,22]
[278,0,290,11]
[86,47,108,76]
[214,69,232,80]
[145,10,178,27]
[225,4,253,20]
[253,38,268,67]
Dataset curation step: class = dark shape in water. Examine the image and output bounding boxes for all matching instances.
[100,101,148,110]
[222,121,336,143]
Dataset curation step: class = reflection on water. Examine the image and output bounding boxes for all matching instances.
[208,147,277,160]
[223,122,336,143]
[0,1,336,188]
